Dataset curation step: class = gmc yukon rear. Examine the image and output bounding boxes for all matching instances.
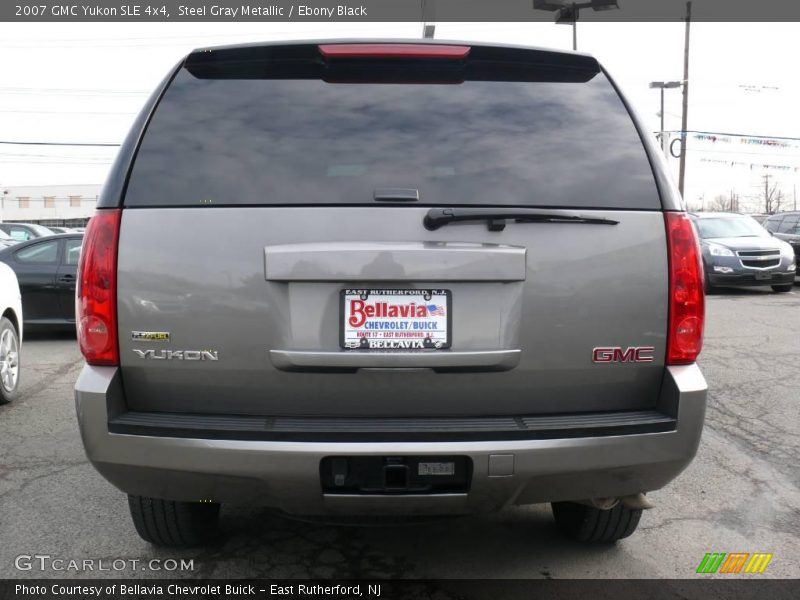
[74,40,707,546]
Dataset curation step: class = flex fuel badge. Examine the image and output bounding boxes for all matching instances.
[131,331,170,343]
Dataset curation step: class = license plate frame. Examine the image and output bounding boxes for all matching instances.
[340,288,452,350]
[754,271,772,281]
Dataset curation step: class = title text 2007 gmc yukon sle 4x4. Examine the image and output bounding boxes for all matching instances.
[75,41,707,547]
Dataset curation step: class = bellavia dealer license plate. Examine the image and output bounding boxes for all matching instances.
[341,289,451,350]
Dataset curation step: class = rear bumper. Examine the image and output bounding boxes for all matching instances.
[75,364,707,515]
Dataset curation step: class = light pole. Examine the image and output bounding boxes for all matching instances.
[533,0,620,51]
[678,0,692,199]
[649,81,682,156]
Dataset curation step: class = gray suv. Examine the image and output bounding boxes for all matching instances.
[74,40,707,546]
[690,212,796,293]
[763,211,800,269]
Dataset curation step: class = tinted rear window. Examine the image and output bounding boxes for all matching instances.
[124,45,659,209]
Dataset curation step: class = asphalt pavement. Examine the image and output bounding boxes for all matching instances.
[1,286,798,579]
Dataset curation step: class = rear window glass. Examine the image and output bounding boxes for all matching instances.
[124,47,659,210]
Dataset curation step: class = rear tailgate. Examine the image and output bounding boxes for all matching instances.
[115,42,669,418]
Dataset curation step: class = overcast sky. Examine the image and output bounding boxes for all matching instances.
[1,21,799,212]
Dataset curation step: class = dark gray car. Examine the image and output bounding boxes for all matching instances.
[763,211,800,270]
[0,222,55,242]
[690,212,795,293]
[74,40,708,547]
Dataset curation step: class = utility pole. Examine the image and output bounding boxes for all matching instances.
[763,174,772,213]
[678,1,692,198]
[571,4,577,50]
[649,81,682,155]
[421,0,435,38]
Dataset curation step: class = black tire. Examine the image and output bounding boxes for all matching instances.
[127,495,220,546]
[551,501,642,543]
[771,284,793,293]
[0,316,21,404]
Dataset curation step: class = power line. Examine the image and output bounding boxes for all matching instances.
[0,86,148,95]
[0,109,136,115]
[0,159,112,165]
[0,152,113,159]
[0,140,121,147]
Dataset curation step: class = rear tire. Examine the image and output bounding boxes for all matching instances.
[127,495,220,546]
[551,501,642,543]
[0,316,20,404]
[772,284,793,293]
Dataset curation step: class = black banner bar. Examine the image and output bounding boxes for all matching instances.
[4,0,800,23]
[2,580,800,600]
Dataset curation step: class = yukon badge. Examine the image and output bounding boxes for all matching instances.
[592,346,655,363]
[133,349,219,361]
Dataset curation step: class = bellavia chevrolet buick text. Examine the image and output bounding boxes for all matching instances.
[74,41,707,546]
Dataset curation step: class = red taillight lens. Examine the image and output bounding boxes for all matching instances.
[76,209,121,366]
[665,212,705,365]
[318,44,470,59]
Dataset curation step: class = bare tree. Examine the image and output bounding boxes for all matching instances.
[706,191,741,212]
[709,194,729,212]
[762,174,784,214]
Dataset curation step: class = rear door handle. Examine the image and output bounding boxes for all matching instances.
[58,274,75,283]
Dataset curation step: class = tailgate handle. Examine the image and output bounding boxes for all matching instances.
[269,349,521,372]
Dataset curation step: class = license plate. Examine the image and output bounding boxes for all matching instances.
[418,462,456,476]
[340,289,451,350]
[755,272,772,280]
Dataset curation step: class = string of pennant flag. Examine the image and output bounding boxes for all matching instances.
[699,158,797,171]
[660,130,800,172]
[692,133,794,148]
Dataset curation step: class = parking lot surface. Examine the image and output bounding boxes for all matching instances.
[1,287,798,579]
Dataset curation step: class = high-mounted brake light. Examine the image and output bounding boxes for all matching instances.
[665,212,705,365]
[76,209,121,366]
[318,44,470,59]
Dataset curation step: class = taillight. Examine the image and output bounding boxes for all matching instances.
[76,209,121,366]
[665,212,705,365]
[318,44,470,59]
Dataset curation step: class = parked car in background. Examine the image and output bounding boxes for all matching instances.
[0,262,22,404]
[690,212,795,293]
[749,214,769,225]
[763,211,800,271]
[48,226,75,234]
[0,233,83,326]
[0,229,18,249]
[75,40,708,547]
[0,222,55,242]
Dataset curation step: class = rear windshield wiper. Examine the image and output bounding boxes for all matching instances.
[423,208,620,231]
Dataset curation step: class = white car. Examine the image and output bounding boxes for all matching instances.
[0,262,22,403]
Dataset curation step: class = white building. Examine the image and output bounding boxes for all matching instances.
[0,184,101,227]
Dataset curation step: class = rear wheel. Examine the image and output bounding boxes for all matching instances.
[551,501,642,543]
[0,317,20,404]
[772,284,793,293]
[127,495,220,546]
